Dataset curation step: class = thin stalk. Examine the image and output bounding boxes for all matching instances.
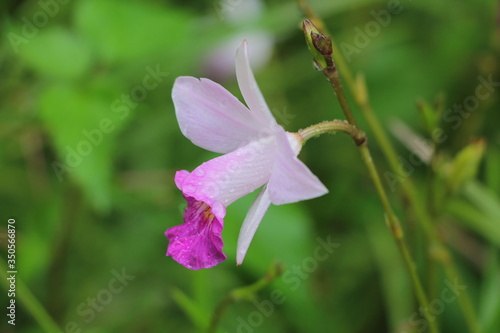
[299,2,479,332]
[303,11,439,333]
[324,65,439,333]
[194,269,209,333]
[207,262,284,333]
[340,35,480,333]
[443,262,478,333]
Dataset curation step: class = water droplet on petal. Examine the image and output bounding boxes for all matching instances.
[184,185,196,194]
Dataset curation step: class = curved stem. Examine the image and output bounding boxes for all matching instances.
[207,262,284,333]
[298,120,365,146]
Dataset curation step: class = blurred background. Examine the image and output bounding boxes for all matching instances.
[1,0,499,332]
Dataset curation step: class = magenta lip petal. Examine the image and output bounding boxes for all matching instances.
[174,170,190,190]
[165,196,226,270]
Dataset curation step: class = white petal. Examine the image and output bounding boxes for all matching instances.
[285,132,302,156]
[173,76,265,154]
[268,128,328,204]
[236,185,271,265]
[235,40,276,126]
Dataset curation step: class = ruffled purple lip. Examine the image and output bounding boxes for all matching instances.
[165,195,226,270]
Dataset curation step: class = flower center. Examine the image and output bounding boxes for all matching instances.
[192,200,216,227]
[202,207,215,224]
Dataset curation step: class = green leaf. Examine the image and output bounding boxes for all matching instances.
[478,249,500,333]
[444,139,486,194]
[417,98,440,136]
[74,0,191,64]
[486,147,500,194]
[462,181,500,223]
[172,288,209,330]
[18,26,92,80]
[39,83,126,211]
[446,182,500,247]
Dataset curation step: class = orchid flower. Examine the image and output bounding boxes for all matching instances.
[165,40,328,270]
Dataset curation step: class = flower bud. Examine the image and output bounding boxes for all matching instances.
[302,19,333,69]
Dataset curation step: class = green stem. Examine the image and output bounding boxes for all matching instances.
[0,257,61,333]
[48,182,82,321]
[298,120,365,146]
[324,67,358,127]
[299,2,479,332]
[207,262,284,333]
[443,260,479,333]
[326,72,438,332]
[194,269,209,333]
[338,35,481,333]
[301,8,438,333]
[322,57,439,333]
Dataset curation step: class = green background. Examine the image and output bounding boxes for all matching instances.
[1,0,499,332]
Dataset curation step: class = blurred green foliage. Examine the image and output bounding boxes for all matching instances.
[0,0,499,332]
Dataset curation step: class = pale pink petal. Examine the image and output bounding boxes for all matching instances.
[174,170,190,188]
[235,40,276,125]
[176,135,276,211]
[166,196,226,270]
[236,186,271,265]
[173,76,265,154]
[268,128,328,204]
